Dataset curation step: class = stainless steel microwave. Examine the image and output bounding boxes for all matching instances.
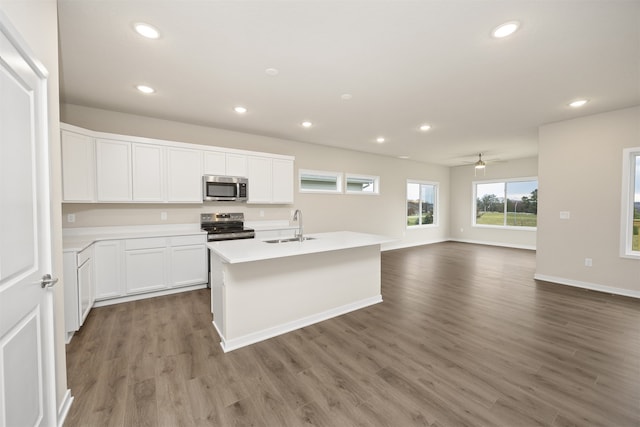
[202,175,248,202]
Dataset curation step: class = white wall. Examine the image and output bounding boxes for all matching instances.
[536,106,640,296]
[0,0,67,414]
[60,104,450,249]
[449,157,538,249]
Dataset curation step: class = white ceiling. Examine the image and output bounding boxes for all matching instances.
[57,1,640,166]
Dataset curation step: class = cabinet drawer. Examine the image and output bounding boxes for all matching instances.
[169,234,205,246]
[125,237,167,250]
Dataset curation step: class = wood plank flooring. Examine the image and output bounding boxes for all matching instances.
[64,242,640,426]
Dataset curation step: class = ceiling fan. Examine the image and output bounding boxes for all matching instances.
[459,153,504,176]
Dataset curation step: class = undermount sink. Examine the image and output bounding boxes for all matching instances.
[264,237,316,244]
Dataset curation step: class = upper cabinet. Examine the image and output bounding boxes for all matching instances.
[60,124,294,205]
[166,147,203,203]
[96,139,132,202]
[61,130,96,202]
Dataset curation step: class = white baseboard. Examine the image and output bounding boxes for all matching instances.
[216,295,383,352]
[448,238,536,251]
[93,283,207,307]
[382,238,448,251]
[57,389,73,427]
[534,274,640,299]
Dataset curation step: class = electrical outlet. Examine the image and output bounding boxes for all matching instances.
[259,210,265,217]
[460,228,464,233]
[67,213,75,223]
[584,258,592,267]
[160,212,167,220]
[560,211,570,219]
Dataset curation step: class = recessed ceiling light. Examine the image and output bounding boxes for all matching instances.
[234,106,248,114]
[134,23,160,39]
[301,121,313,128]
[341,93,353,101]
[376,137,385,143]
[419,124,431,132]
[569,99,589,108]
[265,68,279,76]
[492,21,520,38]
[136,84,155,94]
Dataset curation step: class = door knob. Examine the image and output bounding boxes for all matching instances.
[41,273,59,289]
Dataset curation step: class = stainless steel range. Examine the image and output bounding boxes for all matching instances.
[200,212,255,242]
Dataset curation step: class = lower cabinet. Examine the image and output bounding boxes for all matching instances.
[94,240,125,300]
[169,236,207,287]
[124,238,168,294]
[63,246,95,341]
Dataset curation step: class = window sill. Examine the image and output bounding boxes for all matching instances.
[472,225,537,231]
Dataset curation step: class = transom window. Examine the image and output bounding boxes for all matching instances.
[346,174,379,194]
[474,178,538,228]
[407,181,438,227]
[299,169,342,193]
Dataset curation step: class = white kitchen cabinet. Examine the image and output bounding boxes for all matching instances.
[247,156,273,203]
[124,238,168,294]
[63,246,95,341]
[167,147,203,202]
[272,158,294,204]
[169,235,207,287]
[246,156,294,204]
[226,153,247,177]
[94,240,125,300]
[132,143,165,202]
[203,151,226,175]
[61,130,96,202]
[96,139,132,202]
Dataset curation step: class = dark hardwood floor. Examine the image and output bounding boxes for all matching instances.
[64,242,640,426]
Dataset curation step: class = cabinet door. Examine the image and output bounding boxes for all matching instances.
[77,256,93,324]
[96,139,132,201]
[226,154,247,177]
[167,147,203,202]
[272,158,294,204]
[170,244,207,287]
[61,131,96,202]
[63,252,80,333]
[125,247,168,294]
[132,143,165,202]
[203,151,226,175]
[247,156,272,204]
[94,240,125,300]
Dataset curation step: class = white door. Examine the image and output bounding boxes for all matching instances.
[0,13,57,427]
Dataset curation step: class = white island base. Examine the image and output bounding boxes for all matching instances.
[208,232,389,352]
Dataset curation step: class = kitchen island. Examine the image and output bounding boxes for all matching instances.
[207,231,392,352]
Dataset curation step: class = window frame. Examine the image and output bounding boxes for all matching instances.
[298,169,343,194]
[620,147,640,259]
[345,173,380,195]
[472,177,538,230]
[406,180,439,229]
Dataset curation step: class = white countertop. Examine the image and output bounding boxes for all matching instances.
[62,224,206,252]
[207,231,394,264]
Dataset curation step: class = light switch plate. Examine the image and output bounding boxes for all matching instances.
[560,211,570,219]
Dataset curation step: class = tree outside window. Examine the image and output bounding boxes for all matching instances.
[475,179,538,228]
[407,182,437,227]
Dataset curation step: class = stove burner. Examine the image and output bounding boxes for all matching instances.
[201,213,255,241]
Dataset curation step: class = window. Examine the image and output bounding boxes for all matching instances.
[620,148,640,258]
[346,174,379,194]
[474,178,538,228]
[407,181,438,227]
[299,169,342,193]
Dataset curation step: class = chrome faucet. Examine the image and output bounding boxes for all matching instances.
[293,209,303,242]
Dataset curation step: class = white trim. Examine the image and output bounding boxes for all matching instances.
[216,295,382,352]
[448,238,536,251]
[620,147,640,259]
[381,238,449,251]
[93,283,206,307]
[534,274,640,299]
[57,389,74,427]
